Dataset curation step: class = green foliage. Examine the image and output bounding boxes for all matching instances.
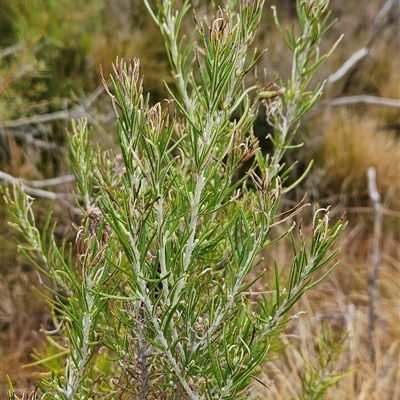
[3,1,348,399]
[299,325,355,400]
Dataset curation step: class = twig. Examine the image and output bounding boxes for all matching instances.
[29,175,75,188]
[0,86,104,129]
[369,0,399,47]
[321,95,400,108]
[367,167,382,364]
[327,47,369,84]
[0,126,65,150]
[13,131,63,150]
[327,0,399,85]
[0,170,80,215]
[1,110,77,128]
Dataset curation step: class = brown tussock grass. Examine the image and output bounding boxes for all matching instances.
[312,110,400,212]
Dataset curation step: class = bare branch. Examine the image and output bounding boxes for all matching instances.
[0,170,80,214]
[327,47,369,84]
[321,95,400,108]
[1,110,76,129]
[367,167,382,365]
[29,175,75,188]
[0,128,65,150]
[327,0,399,85]
[369,0,399,47]
[0,86,104,129]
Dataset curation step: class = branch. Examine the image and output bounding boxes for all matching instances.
[368,0,399,47]
[367,167,382,365]
[321,95,400,108]
[0,170,80,214]
[0,86,104,129]
[29,175,75,188]
[326,47,369,84]
[1,129,65,150]
[327,0,399,85]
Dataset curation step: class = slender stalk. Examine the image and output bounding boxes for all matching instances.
[367,167,382,364]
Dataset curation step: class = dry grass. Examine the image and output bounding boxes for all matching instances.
[310,110,400,212]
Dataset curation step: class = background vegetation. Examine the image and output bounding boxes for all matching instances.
[1,0,399,398]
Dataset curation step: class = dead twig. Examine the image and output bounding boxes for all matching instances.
[0,86,104,129]
[0,170,80,215]
[327,0,399,85]
[29,174,75,188]
[321,95,400,108]
[367,167,382,365]
[327,47,369,84]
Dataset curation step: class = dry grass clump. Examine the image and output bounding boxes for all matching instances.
[311,110,400,211]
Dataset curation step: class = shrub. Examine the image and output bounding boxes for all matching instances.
[2,1,346,398]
